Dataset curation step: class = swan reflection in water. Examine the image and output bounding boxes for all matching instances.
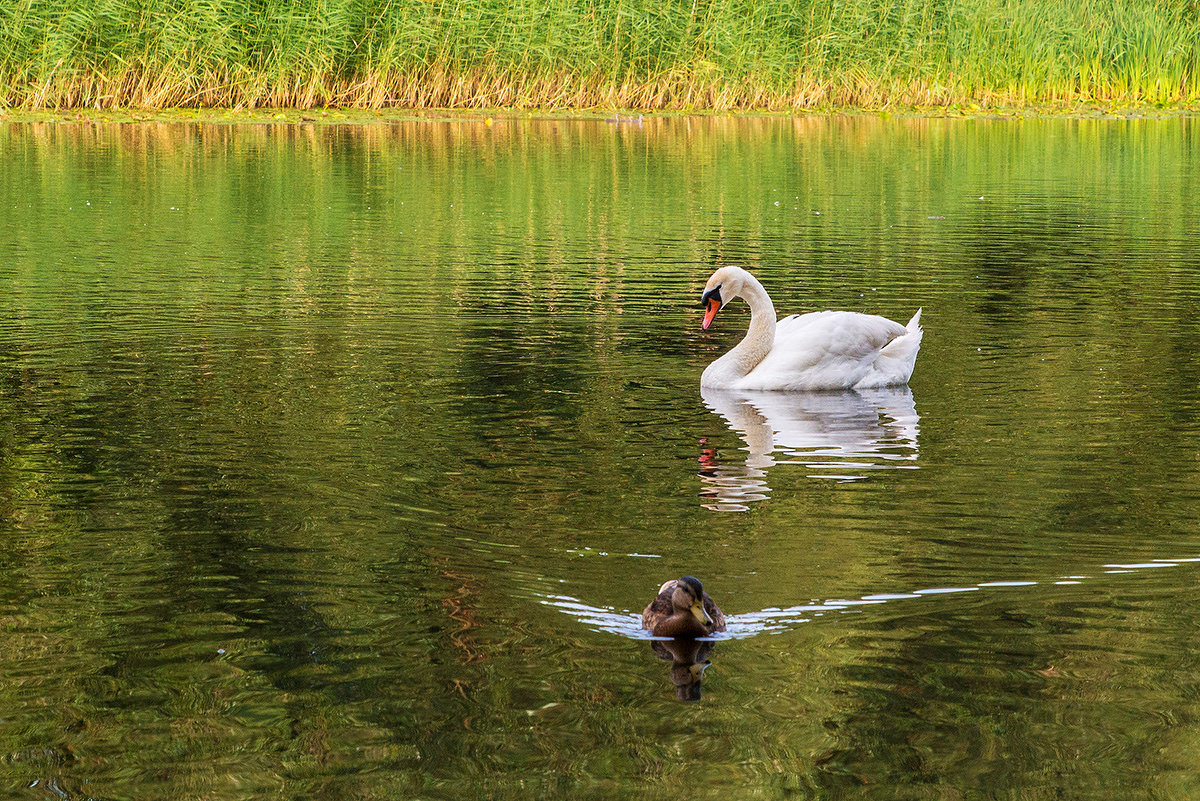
[699,386,920,511]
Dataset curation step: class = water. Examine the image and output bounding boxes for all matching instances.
[1,115,1199,798]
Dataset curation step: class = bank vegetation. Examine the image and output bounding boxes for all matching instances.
[1,0,1198,110]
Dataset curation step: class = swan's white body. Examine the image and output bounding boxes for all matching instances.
[699,266,922,391]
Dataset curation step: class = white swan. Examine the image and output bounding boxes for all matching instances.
[699,266,923,391]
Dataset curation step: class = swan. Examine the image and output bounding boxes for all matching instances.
[699,266,923,391]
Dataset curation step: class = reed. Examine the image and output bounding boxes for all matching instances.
[1,0,1197,110]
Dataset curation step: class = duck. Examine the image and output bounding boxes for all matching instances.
[699,266,923,391]
[642,576,727,638]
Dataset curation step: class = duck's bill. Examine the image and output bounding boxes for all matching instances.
[690,601,714,626]
[702,298,720,330]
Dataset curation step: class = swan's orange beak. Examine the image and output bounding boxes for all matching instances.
[702,298,720,330]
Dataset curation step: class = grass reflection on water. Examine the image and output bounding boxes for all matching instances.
[0,115,1198,798]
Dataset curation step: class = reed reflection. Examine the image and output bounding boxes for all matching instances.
[699,387,920,510]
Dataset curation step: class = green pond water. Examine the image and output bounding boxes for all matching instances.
[1,115,1199,799]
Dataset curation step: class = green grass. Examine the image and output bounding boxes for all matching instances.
[1,0,1198,109]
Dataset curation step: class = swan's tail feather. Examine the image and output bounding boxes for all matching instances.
[856,309,923,389]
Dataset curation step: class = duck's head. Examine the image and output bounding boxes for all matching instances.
[671,576,713,627]
[700,266,752,329]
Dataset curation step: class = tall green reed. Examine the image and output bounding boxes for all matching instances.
[0,0,1197,108]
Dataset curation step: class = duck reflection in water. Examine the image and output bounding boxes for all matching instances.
[642,577,726,701]
[541,577,882,698]
[699,386,920,510]
[652,639,716,702]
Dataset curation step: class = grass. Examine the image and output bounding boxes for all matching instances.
[0,0,1198,110]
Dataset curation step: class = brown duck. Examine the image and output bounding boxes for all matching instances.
[641,576,726,638]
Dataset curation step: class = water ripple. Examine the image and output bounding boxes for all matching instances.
[538,553,1200,641]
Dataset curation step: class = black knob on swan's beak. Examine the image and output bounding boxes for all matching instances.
[700,286,723,329]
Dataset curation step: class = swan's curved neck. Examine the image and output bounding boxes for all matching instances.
[701,275,776,387]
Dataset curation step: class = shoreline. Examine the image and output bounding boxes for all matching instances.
[2,103,1199,125]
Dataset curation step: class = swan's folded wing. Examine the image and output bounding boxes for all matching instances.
[776,311,908,355]
[747,311,909,390]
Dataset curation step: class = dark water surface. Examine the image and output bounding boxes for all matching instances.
[1,115,1199,798]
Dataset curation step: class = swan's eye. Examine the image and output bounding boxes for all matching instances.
[700,285,723,307]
